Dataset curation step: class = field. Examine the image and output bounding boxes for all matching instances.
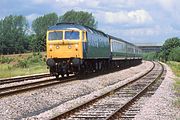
[167,61,180,108]
[0,52,48,79]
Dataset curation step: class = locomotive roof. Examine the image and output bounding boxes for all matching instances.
[48,23,139,49]
[48,23,107,37]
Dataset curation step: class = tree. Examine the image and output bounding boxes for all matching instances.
[59,10,98,28]
[161,37,180,61]
[0,19,4,54]
[143,52,159,61]
[168,47,180,62]
[32,13,58,51]
[0,15,28,54]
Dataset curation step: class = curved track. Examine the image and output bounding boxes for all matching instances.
[51,62,165,120]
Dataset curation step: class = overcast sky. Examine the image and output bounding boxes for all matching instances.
[1,0,180,44]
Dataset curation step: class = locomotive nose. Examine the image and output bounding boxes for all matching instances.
[46,58,56,67]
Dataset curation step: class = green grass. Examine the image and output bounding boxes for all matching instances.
[173,77,180,108]
[0,63,48,78]
[167,61,180,77]
[0,52,48,79]
[167,61,180,108]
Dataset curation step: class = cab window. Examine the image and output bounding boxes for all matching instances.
[48,31,63,40]
[65,31,79,40]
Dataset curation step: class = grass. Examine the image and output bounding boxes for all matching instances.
[167,61,180,108]
[173,77,180,108]
[0,63,48,78]
[0,52,48,79]
[167,61,180,77]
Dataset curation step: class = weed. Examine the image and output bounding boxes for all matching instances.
[0,52,48,78]
[174,98,180,108]
[167,61,180,77]
[168,61,180,108]
[16,59,29,68]
[0,56,14,63]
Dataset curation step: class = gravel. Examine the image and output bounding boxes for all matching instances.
[133,63,180,120]
[0,61,152,120]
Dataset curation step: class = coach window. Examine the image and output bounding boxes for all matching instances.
[48,31,63,40]
[65,31,79,40]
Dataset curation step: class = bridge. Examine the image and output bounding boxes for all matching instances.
[135,43,163,53]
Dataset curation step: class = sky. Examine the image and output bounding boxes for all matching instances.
[0,0,180,44]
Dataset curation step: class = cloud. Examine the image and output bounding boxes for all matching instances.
[96,9,152,25]
[31,0,51,5]
[26,13,41,23]
[102,25,160,37]
[121,25,161,37]
[100,24,180,43]
[56,0,84,6]
[86,0,99,7]
[55,0,99,8]
[156,0,174,11]
[97,0,137,9]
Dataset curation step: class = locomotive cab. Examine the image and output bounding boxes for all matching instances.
[47,30,85,59]
[46,26,87,78]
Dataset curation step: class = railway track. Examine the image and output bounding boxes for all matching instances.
[0,63,136,86]
[0,73,50,85]
[51,62,165,120]
[0,63,141,98]
[119,68,166,119]
[0,76,77,98]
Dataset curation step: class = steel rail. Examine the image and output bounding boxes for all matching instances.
[51,61,156,120]
[0,76,77,98]
[105,62,164,119]
[0,73,50,85]
[0,63,139,98]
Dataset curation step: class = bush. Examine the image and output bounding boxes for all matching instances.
[0,56,14,63]
[168,47,180,62]
[1,52,46,69]
[143,52,158,60]
[16,59,29,68]
[15,52,45,68]
[27,52,43,64]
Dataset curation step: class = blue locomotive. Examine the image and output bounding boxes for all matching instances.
[46,23,142,78]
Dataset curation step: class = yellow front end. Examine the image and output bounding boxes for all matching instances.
[46,30,85,59]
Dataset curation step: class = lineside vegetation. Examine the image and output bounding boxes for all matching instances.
[143,37,180,62]
[167,61,180,108]
[0,52,48,78]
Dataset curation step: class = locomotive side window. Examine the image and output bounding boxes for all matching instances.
[48,31,63,40]
[82,31,84,40]
[65,31,79,40]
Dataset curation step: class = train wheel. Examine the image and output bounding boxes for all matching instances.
[55,75,59,79]
[61,74,64,78]
[66,73,69,77]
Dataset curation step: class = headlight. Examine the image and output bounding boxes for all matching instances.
[75,44,78,48]
[56,45,60,49]
[68,45,72,49]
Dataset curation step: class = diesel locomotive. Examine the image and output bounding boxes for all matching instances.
[46,23,142,78]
